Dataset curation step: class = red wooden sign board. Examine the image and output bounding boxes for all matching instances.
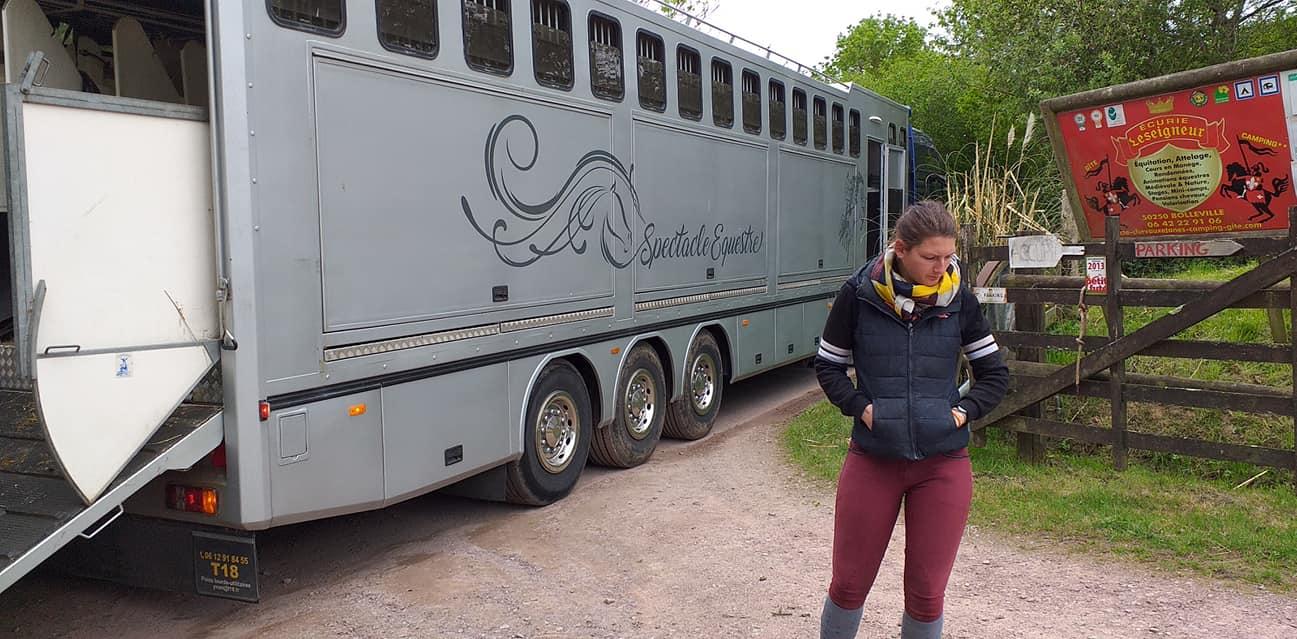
[1044,53,1297,241]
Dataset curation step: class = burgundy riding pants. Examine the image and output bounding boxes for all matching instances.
[827,442,973,622]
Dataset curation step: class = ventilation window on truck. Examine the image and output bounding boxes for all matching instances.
[271,0,345,34]
[531,0,572,89]
[589,13,623,101]
[377,0,438,58]
[768,80,786,140]
[791,88,807,145]
[812,96,827,150]
[741,69,760,135]
[832,103,844,154]
[636,30,666,112]
[463,0,513,74]
[849,109,861,158]
[888,122,897,145]
[711,58,733,128]
[677,46,702,121]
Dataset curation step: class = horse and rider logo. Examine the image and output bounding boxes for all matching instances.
[1083,157,1140,225]
[1220,138,1290,223]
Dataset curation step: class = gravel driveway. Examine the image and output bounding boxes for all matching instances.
[2,366,1294,638]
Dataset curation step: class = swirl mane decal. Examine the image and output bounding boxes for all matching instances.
[460,115,643,268]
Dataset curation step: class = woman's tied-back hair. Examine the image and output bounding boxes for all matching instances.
[892,200,957,248]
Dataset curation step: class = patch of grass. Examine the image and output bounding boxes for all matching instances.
[783,406,1297,590]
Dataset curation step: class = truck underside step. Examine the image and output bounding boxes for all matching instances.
[0,390,221,589]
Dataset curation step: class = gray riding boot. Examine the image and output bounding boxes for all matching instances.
[820,596,863,639]
[900,612,943,639]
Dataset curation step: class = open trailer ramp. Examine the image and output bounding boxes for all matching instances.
[0,392,221,593]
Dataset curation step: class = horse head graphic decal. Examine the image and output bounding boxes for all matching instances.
[460,115,644,269]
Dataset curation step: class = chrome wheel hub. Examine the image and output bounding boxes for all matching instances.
[624,368,657,440]
[689,353,716,415]
[536,391,579,474]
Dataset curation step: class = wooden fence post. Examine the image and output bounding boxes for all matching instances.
[1014,270,1046,464]
[1267,308,1289,344]
[1105,215,1128,471]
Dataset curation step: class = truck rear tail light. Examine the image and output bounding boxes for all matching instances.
[259,401,271,421]
[167,484,218,515]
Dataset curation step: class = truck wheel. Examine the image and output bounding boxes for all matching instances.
[506,361,592,506]
[591,345,665,467]
[664,331,723,440]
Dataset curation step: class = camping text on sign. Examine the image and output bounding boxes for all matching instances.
[1133,239,1243,258]
[1046,58,1296,241]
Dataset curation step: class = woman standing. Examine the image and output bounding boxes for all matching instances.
[815,201,1009,639]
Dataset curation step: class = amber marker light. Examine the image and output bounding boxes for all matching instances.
[611,347,621,355]
[167,484,219,515]
[348,403,368,417]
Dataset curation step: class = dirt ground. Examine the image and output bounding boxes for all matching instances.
[2,366,1295,638]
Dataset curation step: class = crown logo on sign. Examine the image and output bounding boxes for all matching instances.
[1146,96,1174,114]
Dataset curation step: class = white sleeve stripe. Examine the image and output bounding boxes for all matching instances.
[963,334,995,352]
[816,348,852,364]
[819,339,851,357]
[967,343,999,361]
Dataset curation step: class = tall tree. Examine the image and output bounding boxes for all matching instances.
[825,14,1009,170]
[824,14,930,78]
[937,0,1297,112]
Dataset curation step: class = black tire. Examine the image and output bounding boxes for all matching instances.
[591,345,666,468]
[663,331,724,440]
[505,361,593,506]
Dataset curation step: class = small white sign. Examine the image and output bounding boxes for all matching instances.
[974,287,1007,304]
[1235,79,1255,100]
[1007,234,1084,269]
[1086,257,1107,294]
[1291,72,1297,116]
[1258,75,1279,96]
[1104,104,1126,127]
[1134,239,1242,258]
[114,354,133,378]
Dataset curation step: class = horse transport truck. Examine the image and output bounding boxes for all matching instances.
[0,0,911,600]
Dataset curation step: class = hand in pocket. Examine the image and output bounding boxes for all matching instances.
[862,404,874,430]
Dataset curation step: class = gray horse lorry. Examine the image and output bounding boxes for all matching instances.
[0,0,911,600]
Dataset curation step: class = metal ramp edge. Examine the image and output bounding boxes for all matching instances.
[0,397,222,594]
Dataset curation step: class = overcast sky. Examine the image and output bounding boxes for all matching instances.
[703,0,947,69]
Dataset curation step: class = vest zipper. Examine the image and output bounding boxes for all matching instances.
[906,322,918,459]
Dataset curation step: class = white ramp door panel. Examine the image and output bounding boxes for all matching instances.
[22,102,217,503]
[35,348,214,504]
[2,0,82,89]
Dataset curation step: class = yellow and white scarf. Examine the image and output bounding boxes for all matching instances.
[869,248,961,321]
